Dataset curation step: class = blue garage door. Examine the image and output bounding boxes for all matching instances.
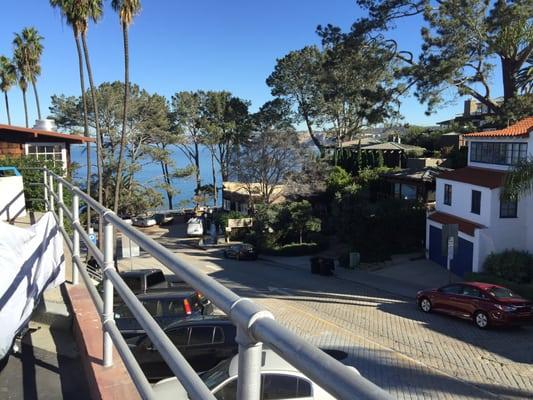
[428,226,473,277]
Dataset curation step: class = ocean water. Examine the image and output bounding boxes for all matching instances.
[70,144,221,210]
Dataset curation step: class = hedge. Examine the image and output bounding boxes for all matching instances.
[464,272,533,300]
[262,242,321,257]
[483,249,533,284]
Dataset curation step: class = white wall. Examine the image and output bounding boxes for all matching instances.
[435,179,492,226]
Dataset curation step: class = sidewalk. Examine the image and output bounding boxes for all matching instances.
[260,254,460,299]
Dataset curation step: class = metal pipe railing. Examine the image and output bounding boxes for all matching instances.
[39,168,394,400]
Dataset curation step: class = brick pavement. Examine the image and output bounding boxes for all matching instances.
[172,248,533,400]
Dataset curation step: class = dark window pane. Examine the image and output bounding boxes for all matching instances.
[213,327,224,344]
[165,300,186,316]
[146,272,165,288]
[214,378,237,400]
[262,374,300,400]
[471,190,481,214]
[500,197,517,218]
[168,328,189,346]
[189,327,214,345]
[296,378,312,397]
[444,184,452,206]
[142,300,159,315]
[440,285,463,294]
[124,276,141,292]
[462,286,482,298]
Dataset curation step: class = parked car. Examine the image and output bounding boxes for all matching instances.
[115,289,213,339]
[152,349,358,399]
[133,215,157,227]
[97,268,189,297]
[223,243,258,261]
[154,212,174,225]
[417,282,533,328]
[187,217,204,236]
[128,316,237,381]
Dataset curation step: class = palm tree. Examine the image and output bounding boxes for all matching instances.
[111,0,141,214]
[503,159,533,201]
[50,0,93,229]
[13,42,30,127]
[0,56,16,125]
[14,28,44,120]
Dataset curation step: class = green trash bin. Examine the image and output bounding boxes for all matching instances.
[348,252,360,269]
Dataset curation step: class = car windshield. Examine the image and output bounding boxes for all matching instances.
[201,359,231,390]
[489,287,520,299]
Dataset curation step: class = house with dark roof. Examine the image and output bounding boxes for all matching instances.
[0,121,93,171]
[426,116,533,276]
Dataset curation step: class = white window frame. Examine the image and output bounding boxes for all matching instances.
[24,142,67,172]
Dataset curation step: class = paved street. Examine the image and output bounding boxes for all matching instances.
[132,229,533,400]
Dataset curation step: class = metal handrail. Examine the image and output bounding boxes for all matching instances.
[39,168,394,400]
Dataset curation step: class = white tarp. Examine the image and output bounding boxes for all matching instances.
[0,212,65,359]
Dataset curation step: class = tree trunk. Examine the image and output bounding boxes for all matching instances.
[211,150,217,207]
[501,57,518,101]
[194,141,201,192]
[114,22,130,214]
[4,92,11,125]
[303,113,323,156]
[31,78,41,120]
[22,89,28,128]
[74,31,92,231]
[81,32,104,246]
[300,229,303,244]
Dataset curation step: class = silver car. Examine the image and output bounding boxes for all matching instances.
[152,349,359,399]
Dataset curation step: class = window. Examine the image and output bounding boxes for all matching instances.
[444,184,452,205]
[471,190,481,214]
[500,197,517,218]
[439,285,463,295]
[25,142,66,170]
[189,327,215,346]
[146,271,165,288]
[123,276,141,292]
[262,374,312,400]
[470,142,527,165]
[214,377,237,400]
[462,286,484,298]
[213,327,225,344]
[168,328,189,346]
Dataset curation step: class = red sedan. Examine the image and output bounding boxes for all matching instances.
[416,282,533,329]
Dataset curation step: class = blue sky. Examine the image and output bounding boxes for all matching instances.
[0,0,492,128]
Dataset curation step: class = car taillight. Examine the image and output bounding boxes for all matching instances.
[183,299,192,315]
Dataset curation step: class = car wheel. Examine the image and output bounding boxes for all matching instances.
[223,251,228,258]
[474,311,489,329]
[236,253,240,261]
[419,298,432,313]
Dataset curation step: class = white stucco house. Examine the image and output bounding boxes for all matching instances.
[426,117,533,276]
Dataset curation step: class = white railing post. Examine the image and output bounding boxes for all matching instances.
[236,326,263,400]
[48,174,55,212]
[72,193,80,285]
[43,169,48,211]
[102,214,115,367]
[58,181,64,228]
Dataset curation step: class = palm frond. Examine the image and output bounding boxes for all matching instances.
[502,157,533,199]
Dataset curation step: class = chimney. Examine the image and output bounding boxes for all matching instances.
[33,119,57,132]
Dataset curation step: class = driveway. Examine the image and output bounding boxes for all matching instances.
[125,230,533,399]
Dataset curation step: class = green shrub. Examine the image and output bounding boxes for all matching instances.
[464,272,533,300]
[263,242,320,257]
[0,156,72,211]
[483,250,533,284]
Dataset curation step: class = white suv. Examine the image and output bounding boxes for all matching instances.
[152,349,359,399]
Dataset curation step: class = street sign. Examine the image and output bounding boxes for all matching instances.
[441,223,458,257]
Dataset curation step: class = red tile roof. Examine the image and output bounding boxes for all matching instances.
[0,124,94,144]
[464,117,533,138]
[428,211,485,236]
[438,167,506,189]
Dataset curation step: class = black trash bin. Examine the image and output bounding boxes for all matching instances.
[319,257,334,276]
[310,256,321,274]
